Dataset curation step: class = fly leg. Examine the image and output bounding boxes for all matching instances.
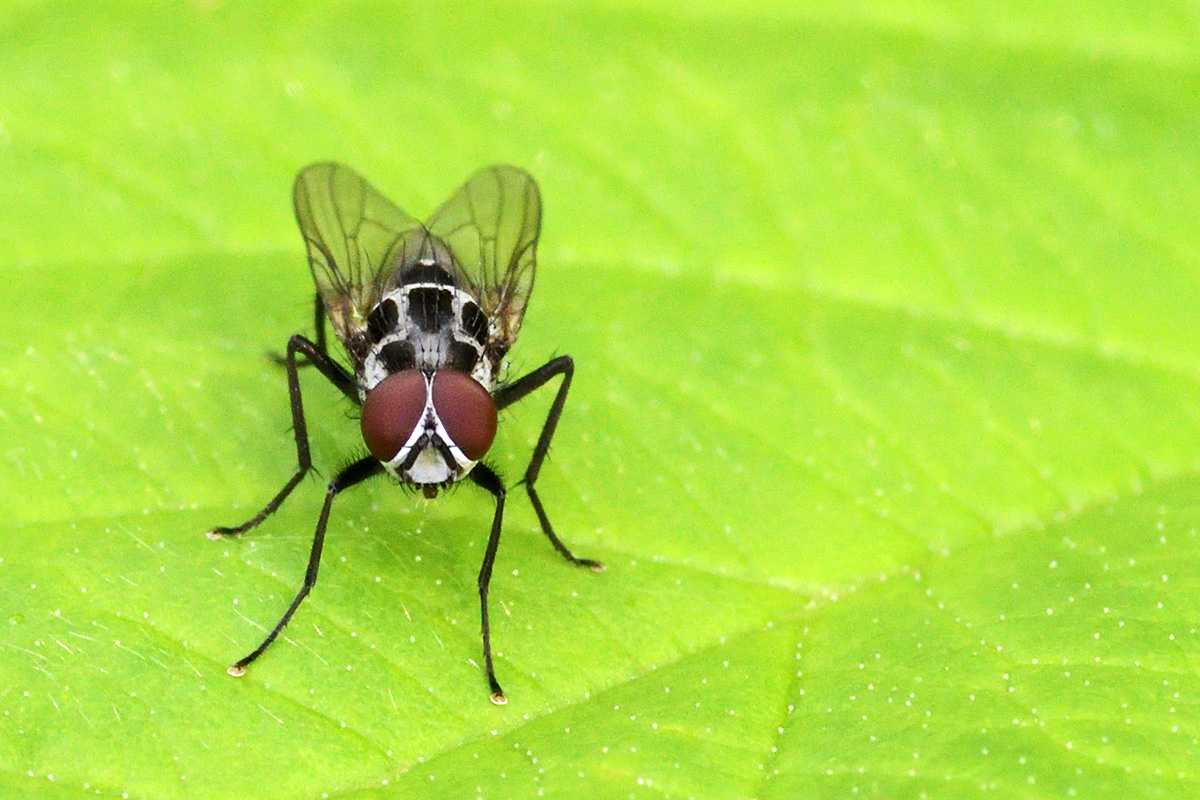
[469,462,509,704]
[494,355,604,572]
[227,456,381,675]
[208,333,357,538]
[270,294,330,366]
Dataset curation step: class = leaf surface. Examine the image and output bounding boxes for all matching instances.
[1,1,1198,798]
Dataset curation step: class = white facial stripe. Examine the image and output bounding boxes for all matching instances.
[429,404,476,471]
[386,372,434,470]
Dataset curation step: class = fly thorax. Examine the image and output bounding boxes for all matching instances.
[358,284,497,397]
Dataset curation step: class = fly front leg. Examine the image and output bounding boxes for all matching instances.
[208,333,358,539]
[228,456,381,675]
[470,462,509,704]
[494,355,604,572]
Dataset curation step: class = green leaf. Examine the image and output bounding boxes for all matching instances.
[2,1,1198,798]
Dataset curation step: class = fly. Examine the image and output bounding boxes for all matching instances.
[208,163,603,704]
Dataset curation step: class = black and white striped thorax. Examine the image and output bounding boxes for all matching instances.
[358,262,498,398]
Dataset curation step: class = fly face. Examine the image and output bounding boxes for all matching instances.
[209,163,602,704]
[359,367,497,490]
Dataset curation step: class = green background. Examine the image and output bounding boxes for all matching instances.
[2,1,1199,797]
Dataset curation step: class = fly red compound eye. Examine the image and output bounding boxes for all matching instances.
[361,370,427,462]
[431,370,497,461]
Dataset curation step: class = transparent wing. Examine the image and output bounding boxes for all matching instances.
[425,165,542,350]
[293,162,425,346]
